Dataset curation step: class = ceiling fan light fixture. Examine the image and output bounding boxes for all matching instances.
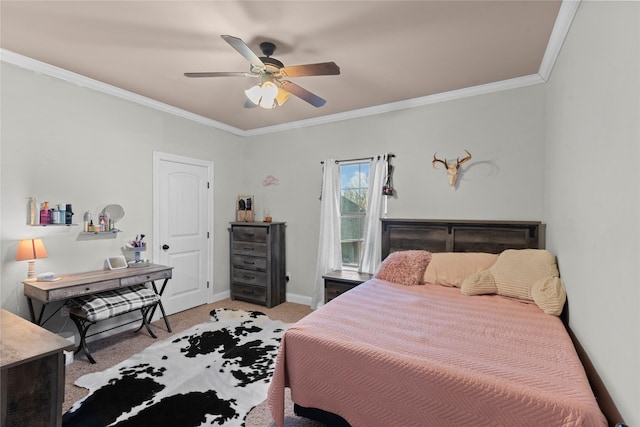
[244,81,280,109]
[276,88,291,106]
[245,84,263,106]
[259,81,278,109]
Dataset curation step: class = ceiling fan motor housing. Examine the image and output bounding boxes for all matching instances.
[260,42,276,56]
[259,42,284,72]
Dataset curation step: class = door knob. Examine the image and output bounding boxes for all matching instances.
[162,244,170,250]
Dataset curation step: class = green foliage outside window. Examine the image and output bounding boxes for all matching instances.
[340,162,369,267]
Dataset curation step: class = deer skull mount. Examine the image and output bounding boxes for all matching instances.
[432,150,472,187]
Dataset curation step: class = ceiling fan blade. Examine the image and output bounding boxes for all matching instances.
[221,35,265,71]
[184,72,257,78]
[279,81,326,107]
[280,62,340,78]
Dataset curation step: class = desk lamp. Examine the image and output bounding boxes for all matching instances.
[16,238,48,281]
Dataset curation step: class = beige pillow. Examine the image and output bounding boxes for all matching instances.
[461,249,566,316]
[423,252,498,287]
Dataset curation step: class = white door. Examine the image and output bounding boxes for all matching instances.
[153,152,212,315]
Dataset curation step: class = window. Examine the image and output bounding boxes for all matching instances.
[339,161,370,268]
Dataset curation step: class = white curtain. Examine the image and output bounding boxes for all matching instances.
[359,155,388,274]
[311,159,342,309]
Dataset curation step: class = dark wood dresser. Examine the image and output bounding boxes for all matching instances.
[1,309,74,427]
[229,222,286,308]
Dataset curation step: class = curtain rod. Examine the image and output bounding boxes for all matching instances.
[320,153,395,164]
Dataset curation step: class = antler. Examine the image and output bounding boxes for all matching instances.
[456,150,472,166]
[432,153,448,169]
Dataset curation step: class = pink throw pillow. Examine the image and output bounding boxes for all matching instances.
[375,250,432,286]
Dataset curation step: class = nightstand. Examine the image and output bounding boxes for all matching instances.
[323,270,373,303]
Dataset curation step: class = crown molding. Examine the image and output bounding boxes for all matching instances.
[538,0,581,81]
[0,0,578,137]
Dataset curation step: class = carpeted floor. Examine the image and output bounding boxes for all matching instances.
[63,299,323,426]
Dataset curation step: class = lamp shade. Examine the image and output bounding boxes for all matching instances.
[16,238,48,261]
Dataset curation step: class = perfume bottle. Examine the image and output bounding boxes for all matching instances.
[40,201,51,225]
[51,205,60,224]
[58,204,66,225]
[83,211,92,232]
[65,204,73,225]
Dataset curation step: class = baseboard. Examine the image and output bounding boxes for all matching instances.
[212,290,312,308]
[285,292,312,306]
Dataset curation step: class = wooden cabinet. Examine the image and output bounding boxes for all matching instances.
[323,270,373,303]
[1,309,74,427]
[229,222,286,308]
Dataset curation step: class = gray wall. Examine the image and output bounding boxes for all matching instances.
[245,86,546,300]
[0,62,245,319]
[544,2,639,424]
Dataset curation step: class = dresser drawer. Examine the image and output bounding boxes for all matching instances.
[232,241,267,257]
[231,283,267,303]
[121,269,172,286]
[324,281,357,302]
[233,226,268,243]
[49,279,121,300]
[233,255,267,271]
[232,268,267,287]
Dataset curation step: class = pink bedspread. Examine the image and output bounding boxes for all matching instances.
[268,278,606,426]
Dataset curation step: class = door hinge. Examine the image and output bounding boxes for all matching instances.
[207,281,210,288]
[207,182,210,189]
[207,231,210,238]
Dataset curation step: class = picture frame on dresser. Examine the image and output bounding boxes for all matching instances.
[236,195,255,222]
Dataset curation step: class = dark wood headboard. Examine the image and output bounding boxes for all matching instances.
[381,218,544,259]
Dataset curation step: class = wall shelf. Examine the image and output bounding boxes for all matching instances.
[79,229,121,235]
[32,224,78,227]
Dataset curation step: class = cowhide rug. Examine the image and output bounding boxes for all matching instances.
[62,308,290,427]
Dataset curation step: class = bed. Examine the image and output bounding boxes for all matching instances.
[268,219,608,427]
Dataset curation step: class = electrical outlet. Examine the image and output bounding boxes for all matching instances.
[61,306,69,317]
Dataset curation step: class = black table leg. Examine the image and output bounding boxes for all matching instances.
[148,279,172,332]
[26,297,47,325]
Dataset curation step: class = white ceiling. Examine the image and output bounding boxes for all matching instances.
[1,1,570,135]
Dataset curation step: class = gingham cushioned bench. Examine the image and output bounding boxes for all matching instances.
[67,284,160,364]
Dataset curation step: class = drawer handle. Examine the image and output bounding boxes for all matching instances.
[243,275,255,280]
[242,247,255,251]
[243,233,255,238]
[242,289,254,295]
[85,287,91,291]
[243,261,255,265]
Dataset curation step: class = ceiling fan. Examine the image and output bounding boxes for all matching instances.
[184,35,340,109]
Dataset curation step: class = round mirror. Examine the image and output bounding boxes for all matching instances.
[102,204,125,223]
